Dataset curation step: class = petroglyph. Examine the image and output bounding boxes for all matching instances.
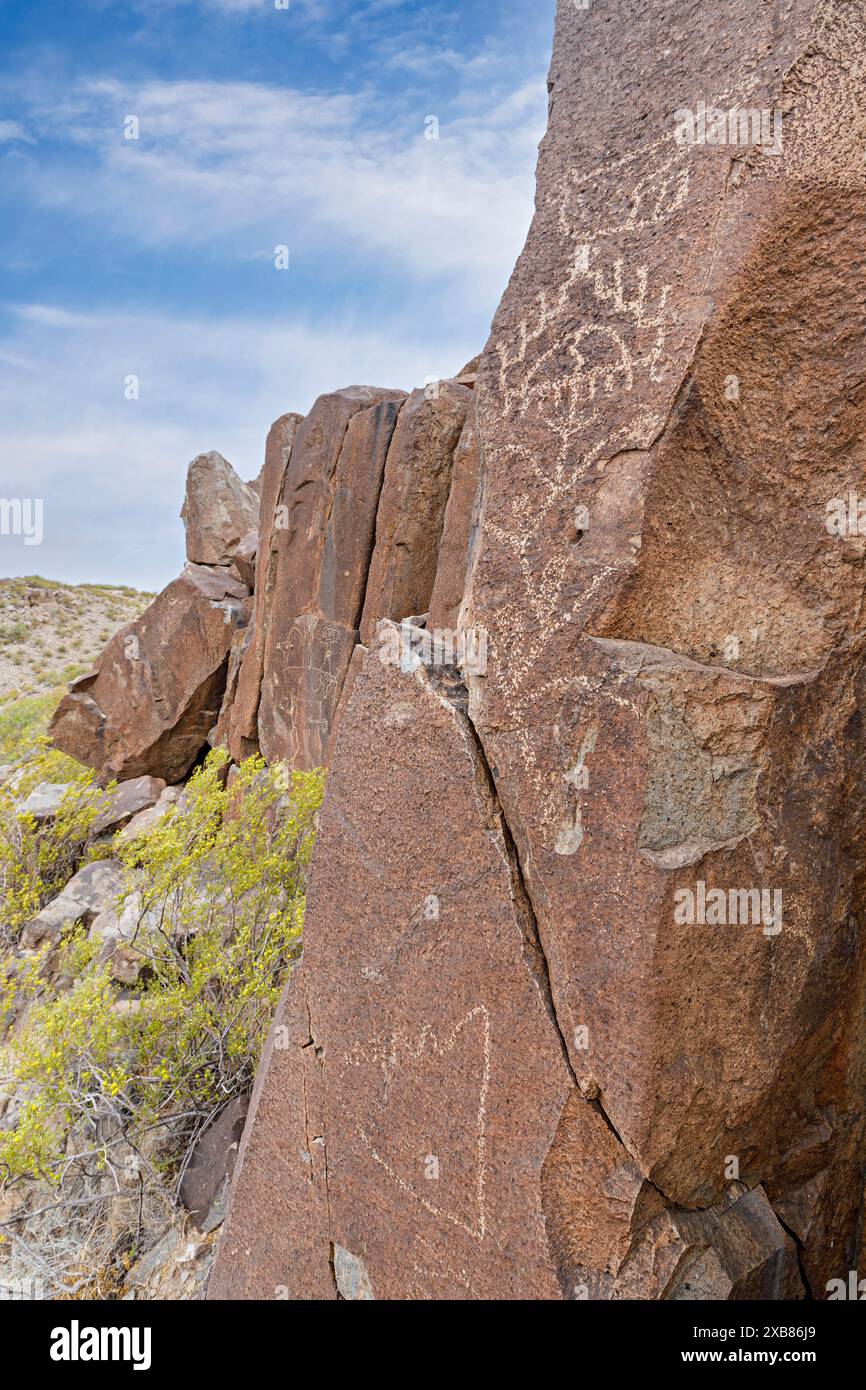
[346,1005,491,1240]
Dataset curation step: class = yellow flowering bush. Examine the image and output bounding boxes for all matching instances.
[0,739,105,942]
[0,749,325,1187]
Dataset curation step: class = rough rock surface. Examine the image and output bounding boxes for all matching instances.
[21,860,125,950]
[226,413,304,763]
[427,404,481,633]
[50,565,250,784]
[212,0,866,1300]
[91,776,167,837]
[255,387,406,768]
[210,627,576,1298]
[16,782,70,823]
[181,452,259,567]
[358,383,470,646]
[230,530,258,591]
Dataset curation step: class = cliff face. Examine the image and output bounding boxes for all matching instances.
[55,0,866,1300]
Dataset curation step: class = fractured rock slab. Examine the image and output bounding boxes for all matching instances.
[50,565,250,784]
[211,626,577,1299]
[255,387,405,768]
[181,452,259,567]
[359,383,470,646]
[227,413,304,763]
[455,0,866,1293]
[427,403,482,633]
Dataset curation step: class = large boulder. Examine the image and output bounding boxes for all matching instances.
[91,775,167,837]
[21,860,125,950]
[181,452,259,567]
[210,630,805,1300]
[210,627,576,1298]
[50,565,250,784]
[225,382,473,768]
[458,0,866,1296]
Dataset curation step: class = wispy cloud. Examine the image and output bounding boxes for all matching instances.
[0,119,32,144]
[6,72,545,307]
[0,300,476,587]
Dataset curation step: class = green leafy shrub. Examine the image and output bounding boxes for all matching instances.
[0,740,105,940]
[0,750,325,1191]
[0,690,62,759]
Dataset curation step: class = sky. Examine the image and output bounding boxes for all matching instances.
[0,0,555,589]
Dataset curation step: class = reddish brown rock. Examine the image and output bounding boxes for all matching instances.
[427,404,481,633]
[358,383,470,645]
[215,0,866,1300]
[181,452,259,567]
[230,530,258,590]
[214,625,249,752]
[455,0,866,1296]
[227,413,304,763]
[255,387,405,768]
[50,565,250,784]
[212,627,575,1299]
[211,630,806,1301]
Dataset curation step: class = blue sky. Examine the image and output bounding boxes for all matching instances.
[0,0,555,589]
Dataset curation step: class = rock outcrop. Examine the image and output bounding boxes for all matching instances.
[48,0,866,1302]
[255,387,406,769]
[181,452,259,568]
[50,564,249,784]
[210,0,866,1300]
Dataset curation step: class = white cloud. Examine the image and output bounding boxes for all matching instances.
[0,301,477,588]
[10,72,545,307]
[0,120,32,144]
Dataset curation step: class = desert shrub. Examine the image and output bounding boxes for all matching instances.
[0,691,61,758]
[0,741,105,940]
[0,750,324,1201]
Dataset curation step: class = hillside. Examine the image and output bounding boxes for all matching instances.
[0,578,153,758]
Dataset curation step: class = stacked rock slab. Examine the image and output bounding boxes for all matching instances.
[244,382,471,770]
[358,383,470,645]
[252,387,406,768]
[49,564,249,785]
[50,451,258,784]
[226,413,304,763]
[212,0,866,1298]
[181,452,259,567]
